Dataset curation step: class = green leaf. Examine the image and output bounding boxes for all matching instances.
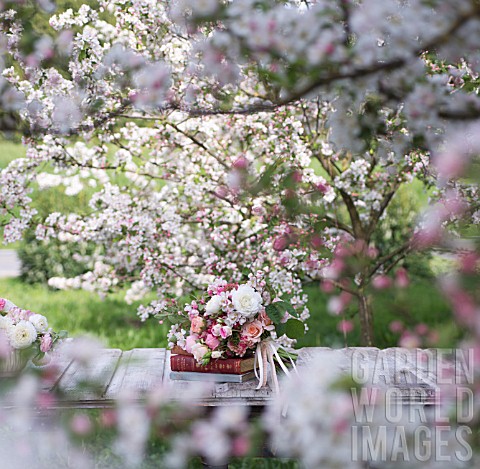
[275,322,287,337]
[274,301,297,317]
[285,319,305,339]
[167,315,188,325]
[265,303,283,324]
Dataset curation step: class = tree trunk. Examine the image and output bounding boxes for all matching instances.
[358,293,374,346]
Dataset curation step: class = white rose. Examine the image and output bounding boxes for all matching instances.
[0,315,13,335]
[231,285,263,318]
[9,321,37,349]
[211,351,223,359]
[29,314,49,333]
[205,295,223,315]
[191,343,209,362]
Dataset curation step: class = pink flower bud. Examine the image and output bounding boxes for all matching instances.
[320,281,335,293]
[399,332,421,349]
[316,182,328,194]
[337,320,354,334]
[40,333,53,353]
[389,320,404,333]
[214,186,229,198]
[310,235,323,249]
[460,252,478,274]
[233,157,248,169]
[415,323,429,336]
[372,275,392,290]
[71,414,93,436]
[292,171,302,183]
[395,268,410,288]
[273,236,288,251]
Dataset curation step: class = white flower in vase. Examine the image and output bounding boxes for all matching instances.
[9,321,37,349]
[29,314,49,333]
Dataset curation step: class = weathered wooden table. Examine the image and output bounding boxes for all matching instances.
[30,346,441,408]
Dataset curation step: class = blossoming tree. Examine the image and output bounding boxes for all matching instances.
[0,0,479,347]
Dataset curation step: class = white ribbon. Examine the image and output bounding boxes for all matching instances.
[254,339,298,394]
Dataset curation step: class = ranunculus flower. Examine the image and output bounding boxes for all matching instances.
[231,285,263,318]
[40,333,53,353]
[29,314,49,333]
[9,320,37,349]
[191,343,209,362]
[190,316,205,333]
[205,333,220,350]
[185,334,199,354]
[211,351,223,359]
[242,320,263,342]
[205,295,223,315]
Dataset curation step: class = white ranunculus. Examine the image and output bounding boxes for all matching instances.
[211,351,223,359]
[9,321,37,349]
[29,314,49,333]
[231,285,263,318]
[205,295,223,315]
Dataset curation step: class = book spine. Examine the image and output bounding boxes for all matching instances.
[170,355,242,374]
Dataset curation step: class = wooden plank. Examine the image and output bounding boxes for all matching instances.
[104,348,166,399]
[55,349,122,401]
[40,348,75,392]
[296,347,437,404]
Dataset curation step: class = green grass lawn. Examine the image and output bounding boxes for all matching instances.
[0,275,459,350]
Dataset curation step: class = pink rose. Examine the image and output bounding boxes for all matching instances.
[190,316,205,334]
[40,333,53,353]
[185,334,199,354]
[0,299,5,310]
[205,333,220,350]
[242,320,263,343]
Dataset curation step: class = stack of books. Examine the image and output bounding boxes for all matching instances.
[169,346,257,383]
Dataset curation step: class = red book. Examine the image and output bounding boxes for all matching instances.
[170,354,255,375]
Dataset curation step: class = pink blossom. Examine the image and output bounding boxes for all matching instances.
[233,157,248,169]
[185,334,199,354]
[389,321,404,333]
[399,332,421,349]
[70,414,93,435]
[0,299,5,310]
[205,333,220,350]
[337,320,353,334]
[272,235,288,251]
[232,435,250,456]
[372,274,392,290]
[415,323,429,336]
[191,316,206,334]
[395,268,410,288]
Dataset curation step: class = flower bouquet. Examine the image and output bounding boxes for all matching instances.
[159,271,304,386]
[0,298,67,377]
